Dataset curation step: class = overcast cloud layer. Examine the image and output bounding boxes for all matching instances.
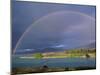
[15,11,95,53]
[12,1,96,53]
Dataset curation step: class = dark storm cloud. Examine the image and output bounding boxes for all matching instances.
[15,11,95,51]
[12,1,96,51]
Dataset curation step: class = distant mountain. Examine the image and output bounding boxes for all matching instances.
[43,47,65,52]
[78,42,96,49]
[85,42,96,48]
[15,47,65,55]
[15,42,96,55]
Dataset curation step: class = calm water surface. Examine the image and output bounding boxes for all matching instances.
[12,56,96,68]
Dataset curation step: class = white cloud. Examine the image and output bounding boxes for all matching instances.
[54,44,65,48]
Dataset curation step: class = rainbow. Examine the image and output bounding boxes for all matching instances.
[13,11,95,54]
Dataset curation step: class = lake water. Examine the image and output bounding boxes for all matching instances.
[12,56,96,68]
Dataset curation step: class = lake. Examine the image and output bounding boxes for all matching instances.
[12,56,96,68]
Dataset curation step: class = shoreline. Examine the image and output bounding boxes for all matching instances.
[19,56,96,59]
[12,66,96,75]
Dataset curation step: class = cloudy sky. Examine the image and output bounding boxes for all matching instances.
[12,0,96,52]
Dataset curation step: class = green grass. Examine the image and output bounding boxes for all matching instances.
[31,48,96,59]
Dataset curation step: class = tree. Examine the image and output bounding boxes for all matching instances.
[33,53,43,59]
[85,54,90,58]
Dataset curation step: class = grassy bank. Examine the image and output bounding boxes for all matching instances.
[32,48,96,59]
